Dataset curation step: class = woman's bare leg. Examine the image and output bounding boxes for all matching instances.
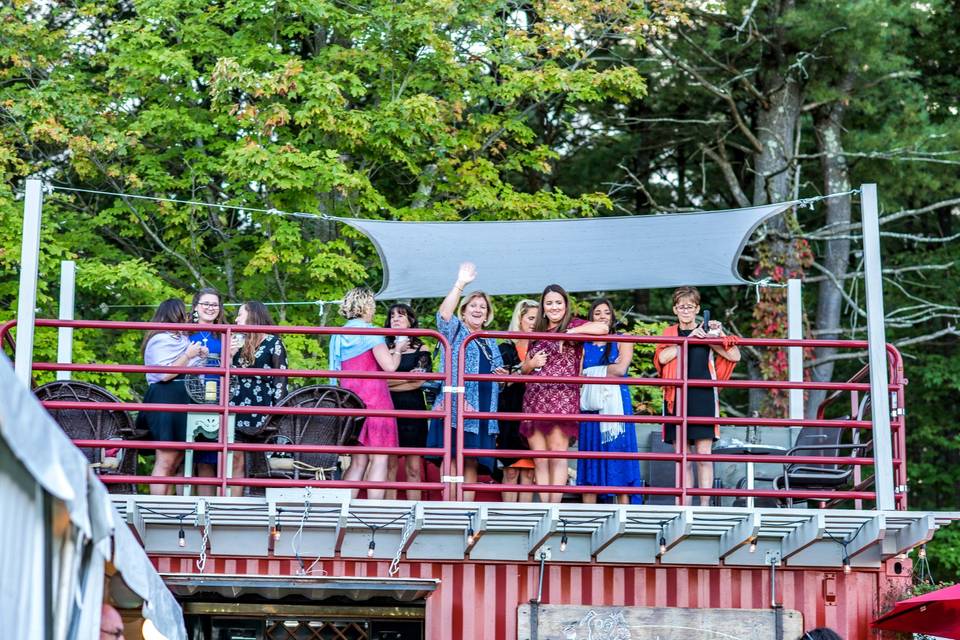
[151,450,183,496]
[383,455,398,500]
[463,459,478,502]
[195,462,217,496]
[526,429,550,502]
[694,438,713,506]
[404,456,423,502]
[518,469,535,503]
[343,453,369,499]
[364,454,390,500]
[501,467,519,502]
[546,427,570,504]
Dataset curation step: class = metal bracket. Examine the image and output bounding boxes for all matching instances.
[442,385,465,394]
[441,475,465,483]
[765,550,782,566]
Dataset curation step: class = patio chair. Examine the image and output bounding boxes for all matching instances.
[245,385,365,493]
[34,380,143,493]
[764,396,872,507]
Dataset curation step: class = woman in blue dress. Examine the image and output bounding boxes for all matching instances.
[189,287,226,493]
[577,298,643,504]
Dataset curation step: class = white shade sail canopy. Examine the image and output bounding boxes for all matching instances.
[338,201,795,299]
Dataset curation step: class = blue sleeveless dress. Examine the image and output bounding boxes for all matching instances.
[576,342,643,503]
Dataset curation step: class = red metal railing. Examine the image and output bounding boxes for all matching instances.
[2,318,454,499]
[0,319,907,508]
[455,330,907,508]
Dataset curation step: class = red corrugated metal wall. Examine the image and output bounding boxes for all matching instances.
[154,556,909,639]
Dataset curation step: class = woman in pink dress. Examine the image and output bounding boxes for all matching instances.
[520,284,609,502]
[329,287,403,499]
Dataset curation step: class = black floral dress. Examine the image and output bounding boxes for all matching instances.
[229,335,288,438]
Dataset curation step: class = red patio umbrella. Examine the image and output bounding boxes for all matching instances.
[872,583,960,639]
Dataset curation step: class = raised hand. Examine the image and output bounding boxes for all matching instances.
[457,262,477,286]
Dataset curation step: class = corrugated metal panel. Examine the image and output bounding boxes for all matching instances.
[152,556,910,639]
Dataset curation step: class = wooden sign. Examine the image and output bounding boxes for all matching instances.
[517,604,803,640]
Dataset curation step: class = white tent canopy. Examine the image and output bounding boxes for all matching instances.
[339,201,795,300]
[0,355,186,640]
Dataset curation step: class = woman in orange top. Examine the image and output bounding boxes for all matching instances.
[654,286,740,506]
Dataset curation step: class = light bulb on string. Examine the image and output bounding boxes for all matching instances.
[918,544,927,560]
[659,536,667,556]
[560,533,568,553]
[466,526,475,546]
[177,527,186,548]
[367,539,376,558]
[749,536,757,554]
[270,524,281,543]
[842,556,852,574]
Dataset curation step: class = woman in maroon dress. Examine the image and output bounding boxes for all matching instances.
[520,284,608,502]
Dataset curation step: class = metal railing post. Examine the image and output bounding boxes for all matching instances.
[861,183,896,510]
[15,179,43,386]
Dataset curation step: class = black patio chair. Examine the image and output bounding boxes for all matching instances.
[245,385,365,494]
[764,396,872,507]
[34,380,144,493]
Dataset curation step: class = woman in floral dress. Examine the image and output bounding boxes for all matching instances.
[520,284,608,503]
[229,301,288,494]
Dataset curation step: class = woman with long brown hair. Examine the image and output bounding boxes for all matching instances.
[136,298,207,495]
[520,284,608,503]
[383,303,432,501]
[229,301,288,493]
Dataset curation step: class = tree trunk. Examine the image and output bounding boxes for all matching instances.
[748,73,803,415]
[807,76,855,417]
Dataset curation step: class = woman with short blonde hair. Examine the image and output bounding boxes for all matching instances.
[329,286,403,499]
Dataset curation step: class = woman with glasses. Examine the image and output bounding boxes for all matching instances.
[135,299,207,495]
[654,286,740,506]
[425,262,505,502]
[189,287,226,494]
[520,284,609,503]
[383,303,432,501]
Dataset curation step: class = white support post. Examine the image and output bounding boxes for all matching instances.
[787,279,804,446]
[56,260,76,381]
[14,179,43,386]
[861,183,895,511]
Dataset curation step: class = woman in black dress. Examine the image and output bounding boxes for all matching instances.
[137,299,208,495]
[655,286,740,506]
[384,304,432,501]
[229,301,288,493]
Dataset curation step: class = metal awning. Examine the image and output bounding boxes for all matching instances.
[163,574,438,602]
[114,492,960,570]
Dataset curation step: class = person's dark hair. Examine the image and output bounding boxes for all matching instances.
[589,297,618,365]
[141,298,188,355]
[534,284,574,334]
[192,287,225,324]
[238,301,275,363]
[803,628,843,640]
[384,303,423,351]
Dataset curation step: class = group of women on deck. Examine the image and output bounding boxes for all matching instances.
[137,290,288,496]
[137,264,739,503]
[327,262,741,505]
